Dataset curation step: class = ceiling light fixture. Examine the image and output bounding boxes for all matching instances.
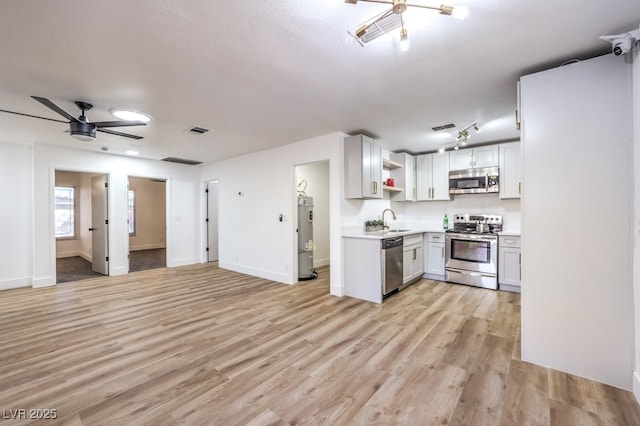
[110,109,152,123]
[126,150,139,156]
[438,121,480,153]
[346,0,469,48]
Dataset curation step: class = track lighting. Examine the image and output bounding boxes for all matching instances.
[346,1,469,48]
[438,121,480,153]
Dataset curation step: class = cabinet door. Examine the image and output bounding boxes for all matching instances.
[404,154,416,201]
[361,137,382,199]
[499,247,521,286]
[473,145,499,168]
[431,152,450,201]
[416,154,433,200]
[412,245,424,279]
[426,242,445,276]
[403,247,413,284]
[499,142,522,199]
[449,149,473,171]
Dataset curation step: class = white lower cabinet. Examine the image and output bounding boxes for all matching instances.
[498,235,521,292]
[402,233,424,285]
[424,233,445,280]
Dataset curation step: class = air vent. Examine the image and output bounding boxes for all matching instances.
[187,126,209,134]
[161,157,202,166]
[432,123,456,131]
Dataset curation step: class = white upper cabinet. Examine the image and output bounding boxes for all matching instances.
[344,134,383,199]
[390,152,415,202]
[499,141,522,199]
[449,145,499,171]
[416,152,450,201]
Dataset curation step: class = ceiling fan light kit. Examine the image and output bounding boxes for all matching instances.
[346,0,469,49]
[0,96,149,141]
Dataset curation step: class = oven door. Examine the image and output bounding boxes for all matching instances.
[445,233,497,275]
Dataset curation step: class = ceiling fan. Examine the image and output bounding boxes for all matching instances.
[345,0,469,50]
[0,96,147,140]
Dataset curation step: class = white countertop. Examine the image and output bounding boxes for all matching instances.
[342,226,521,239]
[342,226,445,240]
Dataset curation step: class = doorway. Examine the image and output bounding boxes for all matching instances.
[55,170,109,283]
[127,176,167,272]
[206,180,219,262]
[294,160,330,290]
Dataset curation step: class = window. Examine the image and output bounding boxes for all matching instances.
[128,189,136,235]
[55,186,75,239]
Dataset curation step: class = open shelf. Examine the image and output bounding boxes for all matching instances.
[383,185,402,193]
[383,159,403,170]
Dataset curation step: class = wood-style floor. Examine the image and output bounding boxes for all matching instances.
[1,263,639,425]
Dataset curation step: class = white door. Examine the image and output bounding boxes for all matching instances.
[207,180,219,262]
[91,175,109,275]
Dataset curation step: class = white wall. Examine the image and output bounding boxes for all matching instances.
[128,176,166,251]
[200,132,344,295]
[26,144,201,287]
[295,161,330,268]
[0,142,33,290]
[520,54,633,390]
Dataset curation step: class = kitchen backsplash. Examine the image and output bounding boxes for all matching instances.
[341,194,521,233]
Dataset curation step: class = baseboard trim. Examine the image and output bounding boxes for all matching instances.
[218,261,291,284]
[130,244,166,251]
[0,277,31,291]
[633,371,640,404]
[313,258,330,268]
[168,257,199,268]
[32,276,56,288]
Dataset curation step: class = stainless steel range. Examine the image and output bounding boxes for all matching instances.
[445,214,502,290]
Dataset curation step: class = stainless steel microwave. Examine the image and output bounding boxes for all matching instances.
[449,166,499,194]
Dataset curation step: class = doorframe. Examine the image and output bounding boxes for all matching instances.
[292,159,331,286]
[51,167,111,284]
[205,179,220,262]
[125,175,169,273]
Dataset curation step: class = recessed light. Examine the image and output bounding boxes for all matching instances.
[111,109,152,123]
[126,150,139,156]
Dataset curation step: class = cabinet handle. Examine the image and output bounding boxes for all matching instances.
[413,188,416,201]
[413,248,416,260]
[470,154,475,167]
[372,181,378,194]
[519,182,522,195]
[430,187,434,199]
[504,239,515,244]
[441,246,445,258]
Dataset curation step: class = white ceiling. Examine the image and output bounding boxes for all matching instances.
[0,0,638,163]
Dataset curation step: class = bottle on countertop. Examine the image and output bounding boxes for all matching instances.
[443,214,449,230]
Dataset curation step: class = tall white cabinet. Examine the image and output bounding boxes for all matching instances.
[499,142,521,199]
[520,54,633,390]
[344,134,382,199]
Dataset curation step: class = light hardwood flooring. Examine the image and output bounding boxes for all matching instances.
[1,263,639,425]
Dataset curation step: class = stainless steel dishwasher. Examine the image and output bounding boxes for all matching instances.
[381,236,403,296]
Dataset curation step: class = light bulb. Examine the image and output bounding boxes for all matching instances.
[474,124,481,133]
[400,28,410,52]
[454,144,460,150]
[438,146,445,153]
[451,5,470,20]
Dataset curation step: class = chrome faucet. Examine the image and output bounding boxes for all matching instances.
[381,208,397,231]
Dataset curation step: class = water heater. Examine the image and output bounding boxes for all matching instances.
[297,196,316,280]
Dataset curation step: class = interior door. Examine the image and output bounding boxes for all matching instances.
[91,175,109,275]
[206,180,219,262]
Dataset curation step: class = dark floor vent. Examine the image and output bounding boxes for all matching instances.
[161,157,202,166]
[188,126,209,134]
[432,123,456,131]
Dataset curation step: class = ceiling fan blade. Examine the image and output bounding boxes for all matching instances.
[93,120,146,128]
[97,128,144,140]
[0,108,67,123]
[31,96,78,122]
